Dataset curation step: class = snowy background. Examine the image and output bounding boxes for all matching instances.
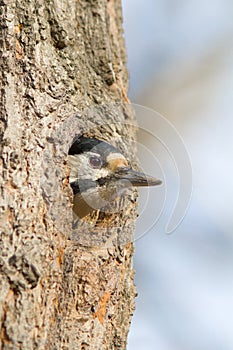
[121,1,233,349]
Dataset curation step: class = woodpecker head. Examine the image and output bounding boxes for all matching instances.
[68,136,162,219]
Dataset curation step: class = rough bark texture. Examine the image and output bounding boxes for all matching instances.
[0,1,137,349]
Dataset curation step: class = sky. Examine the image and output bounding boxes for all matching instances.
[121,1,233,349]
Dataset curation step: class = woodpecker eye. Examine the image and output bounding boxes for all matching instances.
[89,156,102,168]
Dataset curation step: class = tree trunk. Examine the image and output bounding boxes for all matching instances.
[0,1,137,349]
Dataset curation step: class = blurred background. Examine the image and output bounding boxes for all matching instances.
[121,1,233,349]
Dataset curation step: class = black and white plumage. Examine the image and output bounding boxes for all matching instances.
[68,136,162,219]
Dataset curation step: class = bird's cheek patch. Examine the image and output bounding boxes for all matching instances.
[107,156,128,172]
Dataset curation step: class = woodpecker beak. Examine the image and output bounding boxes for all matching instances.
[114,167,162,187]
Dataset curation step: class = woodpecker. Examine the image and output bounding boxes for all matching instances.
[68,136,162,219]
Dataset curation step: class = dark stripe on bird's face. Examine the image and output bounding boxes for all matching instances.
[70,179,96,194]
[70,173,128,195]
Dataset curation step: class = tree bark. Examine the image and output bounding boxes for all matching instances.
[0,0,137,349]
